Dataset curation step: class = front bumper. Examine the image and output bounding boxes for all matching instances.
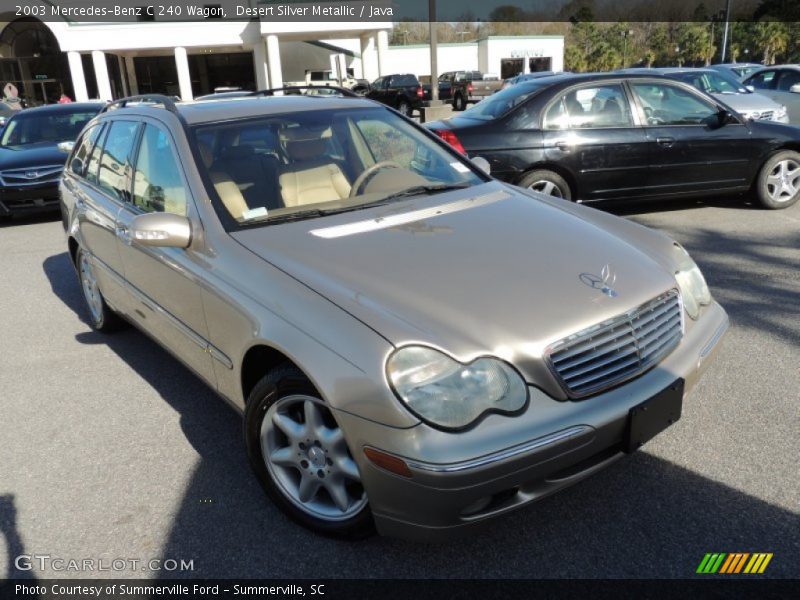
[0,183,61,216]
[338,301,729,541]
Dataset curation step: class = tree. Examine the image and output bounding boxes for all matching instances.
[752,19,789,64]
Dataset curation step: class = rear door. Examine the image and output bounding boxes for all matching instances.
[68,121,130,311]
[540,81,650,200]
[628,80,756,196]
[770,69,800,123]
[114,120,215,384]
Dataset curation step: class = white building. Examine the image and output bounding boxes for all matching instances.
[0,3,563,105]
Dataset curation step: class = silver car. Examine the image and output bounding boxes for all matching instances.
[619,68,789,123]
[744,65,800,124]
[60,93,728,540]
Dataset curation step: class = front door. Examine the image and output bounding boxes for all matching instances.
[628,80,755,196]
[114,121,215,384]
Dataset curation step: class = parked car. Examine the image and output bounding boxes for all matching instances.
[0,102,103,219]
[425,71,505,110]
[60,92,727,540]
[426,72,800,209]
[618,67,788,123]
[502,71,563,90]
[711,62,763,81]
[285,70,370,96]
[743,65,800,123]
[365,73,423,116]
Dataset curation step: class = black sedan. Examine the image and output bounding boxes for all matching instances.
[426,73,800,209]
[0,102,103,219]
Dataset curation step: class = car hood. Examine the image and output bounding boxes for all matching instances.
[713,91,782,112]
[230,182,679,395]
[0,142,69,171]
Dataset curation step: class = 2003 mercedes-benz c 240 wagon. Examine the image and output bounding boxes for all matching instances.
[60,92,728,540]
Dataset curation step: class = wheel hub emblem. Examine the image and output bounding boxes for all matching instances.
[307,446,326,468]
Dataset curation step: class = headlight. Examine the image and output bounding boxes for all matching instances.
[673,244,711,320]
[386,346,528,430]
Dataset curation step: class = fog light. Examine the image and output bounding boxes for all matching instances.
[363,447,412,478]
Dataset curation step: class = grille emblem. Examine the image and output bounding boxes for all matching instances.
[579,264,618,298]
[25,171,39,179]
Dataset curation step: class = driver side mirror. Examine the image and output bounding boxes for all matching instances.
[746,85,755,92]
[706,109,734,129]
[129,212,192,248]
[472,156,491,176]
[790,83,800,94]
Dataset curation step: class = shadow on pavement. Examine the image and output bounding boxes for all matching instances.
[41,249,799,578]
[0,494,38,585]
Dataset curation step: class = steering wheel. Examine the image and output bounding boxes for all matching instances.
[643,106,666,125]
[349,161,402,197]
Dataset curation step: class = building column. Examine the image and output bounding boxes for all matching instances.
[265,35,282,89]
[376,30,389,77]
[360,34,378,82]
[174,47,193,101]
[253,40,270,91]
[91,50,113,100]
[124,56,139,95]
[117,55,129,96]
[67,52,89,102]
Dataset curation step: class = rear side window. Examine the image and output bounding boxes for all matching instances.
[70,123,104,176]
[776,70,800,92]
[390,75,417,87]
[97,121,139,202]
[132,124,187,215]
[747,70,776,90]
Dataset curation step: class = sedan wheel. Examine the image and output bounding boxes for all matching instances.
[244,366,374,538]
[518,169,573,201]
[756,151,800,209]
[76,248,124,332]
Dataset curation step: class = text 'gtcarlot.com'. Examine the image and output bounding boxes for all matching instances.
[14,554,194,572]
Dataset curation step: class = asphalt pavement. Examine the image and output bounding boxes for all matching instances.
[0,193,798,580]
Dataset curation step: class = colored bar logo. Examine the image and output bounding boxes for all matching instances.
[696,553,773,574]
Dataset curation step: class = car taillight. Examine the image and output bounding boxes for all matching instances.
[416,86,423,98]
[434,129,467,155]
[467,83,474,94]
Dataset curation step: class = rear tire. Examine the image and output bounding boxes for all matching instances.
[75,248,125,332]
[397,99,411,117]
[755,150,800,209]
[518,169,573,201]
[244,365,375,540]
[453,93,466,111]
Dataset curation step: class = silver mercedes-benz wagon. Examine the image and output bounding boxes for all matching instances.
[60,92,728,540]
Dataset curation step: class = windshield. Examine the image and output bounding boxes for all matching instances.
[193,106,484,226]
[0,108,98,146]
[460,82,547,121]
[672,71,747,94]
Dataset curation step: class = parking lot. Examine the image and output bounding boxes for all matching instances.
[1,194,798,580]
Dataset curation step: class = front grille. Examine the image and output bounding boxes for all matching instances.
[547,290,683,398]
[0,165,63,187]
[756,111,774,120]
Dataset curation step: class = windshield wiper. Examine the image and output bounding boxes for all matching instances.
[375,182,472,204]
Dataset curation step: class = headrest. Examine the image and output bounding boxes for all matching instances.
[286,138,326,161]
[198,141,214,169]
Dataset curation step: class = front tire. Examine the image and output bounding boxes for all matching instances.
[755,150,800,209]
[244,365,374,539]
[518,169,573,200]
[76,248,124,332]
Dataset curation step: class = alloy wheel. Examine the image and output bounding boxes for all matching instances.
[78,252,103,324]
[261,395,366,521]
[765,158,800,203]
[528,180,565,198]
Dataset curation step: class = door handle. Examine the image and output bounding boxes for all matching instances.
[555,141,572,152]
[115,224,132,245]
[656,137,676,148]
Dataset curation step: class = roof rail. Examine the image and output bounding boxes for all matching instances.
[100,94,180,114]
[251,85,359,98]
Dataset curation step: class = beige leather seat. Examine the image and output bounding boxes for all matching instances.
[279,130,351,207]
[198,141,249,219]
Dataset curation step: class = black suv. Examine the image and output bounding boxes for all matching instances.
[0,102,103,219]
[365,74,424,116]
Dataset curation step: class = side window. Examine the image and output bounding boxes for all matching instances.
[97,121,139,202]
[563,84,633,128]
[776,70,800,92]
[132,124,187,215]
[70,123,104,177]
[543,98,568,130]
[84,125,108,186]
[747,70,776,90]
[631,82,717,125]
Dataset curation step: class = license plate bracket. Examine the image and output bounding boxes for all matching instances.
[624,379,684,453]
